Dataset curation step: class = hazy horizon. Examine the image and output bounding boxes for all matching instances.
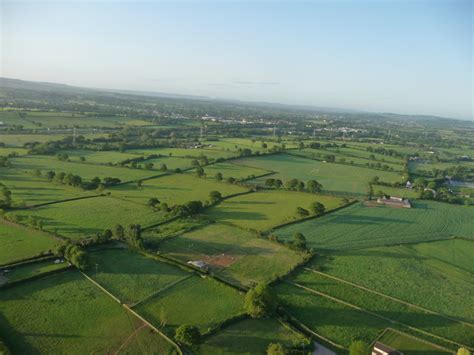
[1,0,473,120]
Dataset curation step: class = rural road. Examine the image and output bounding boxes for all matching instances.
[313,342,337,355]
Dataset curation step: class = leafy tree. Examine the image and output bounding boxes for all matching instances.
[175,324,201,346]
[267,343,286,355]
[244,283,276,318]
[148,197,160,207]
[296,207,309,217]
[215,172,223,181]
[196,167,205,177]
[0,184,12,209]
[127,224,144,250]
[310,202,326,215]
[209,190,222,204]
[160,163,168,171]
[292,232,307,250]
[349,340,368,355]
[457,348,471,355]
[307,180,322,193]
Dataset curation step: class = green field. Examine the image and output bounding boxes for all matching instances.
[0,221,58,265]
[371,185,420,199]
[2,259,69,284]
[0,147,28,156]
[61,149,141,164]
[197,318,309,355]
[140,156,196,171]
[377,329,452,355]
[134,276,244,333]
[192,161,271,181]
[275,282,387,347]
[11,155,158,182]
[291,269,474,346]
[234,154,402,195]
[1,168,95,206]
[275,201,474,250]
[143,216,212,245]
[0,271,171,354]
[0,133,109,147]
[108,173,248,206]
[206,190,345,231]
[308,239,474,323]
[10,196,161,239]
[127,147,237,160]
[87,249,190,305]
[158,223,304,286]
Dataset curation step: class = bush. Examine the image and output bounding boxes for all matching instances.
[175,324,201,346]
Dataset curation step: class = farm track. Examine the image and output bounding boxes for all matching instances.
[287,280,473,350]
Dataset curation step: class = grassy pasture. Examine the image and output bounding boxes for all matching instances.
[0,220,57,264]
[377,329,452,355]
[10,196,161,239]
[275,282,387,347]
[2,259,68,284]
[87,249,190,305]
[0,147,28,156]
[108,174,248,207]
[409,160,474,174]
[158,223,304,286]
[61,149,141,164]
[371,185,420,199]
[292,270,474,346]
[127,147,237,160]
[192,161,271,181]
[206,190,344,231]
[140,156,196,171]
[234,154,402,195]
[275,201,474,250]
[134,276,244,333]
[1,168,95,206]
[308,239,474,323]
[197,318,309,355]
[118,326,177,355]
[203,137,294,151]
[143,216,212,245]
[11,155,158,181]
[290,148,403,171]
[0,133,109,147]
[0,271,162,354]
[324,145,404,164]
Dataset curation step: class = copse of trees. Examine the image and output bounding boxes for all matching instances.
[0,183,12,209]
[265,178,323,194]
[55,243,89,270]
[175,324,201,346]
[292,232,307,251]
[244,283,276,318]
[208,190,222,204]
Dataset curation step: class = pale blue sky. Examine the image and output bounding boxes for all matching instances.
[1,0,472,119]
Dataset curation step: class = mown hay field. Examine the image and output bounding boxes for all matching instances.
[197,318,309,355]
[275,201,474,250]
[108,174,248,207]
[87,249,190,305]
[308,239,474,323]
[0,271,174,354]
[158,223,304,286]
[0,221,58,264]
[134,276,244,333]
[206,190,345,232]
[234,154,402,195]
[10,196,161,239]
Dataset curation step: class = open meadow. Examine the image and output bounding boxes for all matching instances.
[275,201,474,250]
[0,271,173,354]
[87,248,190,305]
[234,154,403,195]
[108,173,248,206]
[0,220,58,265]
[10,196,161,239]
[206,190,345,232]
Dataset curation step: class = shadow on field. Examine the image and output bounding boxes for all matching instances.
[0,313,40,355]
[207,209,268,221]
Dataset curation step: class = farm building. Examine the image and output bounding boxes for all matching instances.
[372,341,403,355]
[187,260,208,270]
[405,181,413,189]
[376,196,411,208]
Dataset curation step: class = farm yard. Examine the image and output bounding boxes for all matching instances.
[157,223,305,286]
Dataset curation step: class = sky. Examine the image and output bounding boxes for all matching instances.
[1,0,472,120]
